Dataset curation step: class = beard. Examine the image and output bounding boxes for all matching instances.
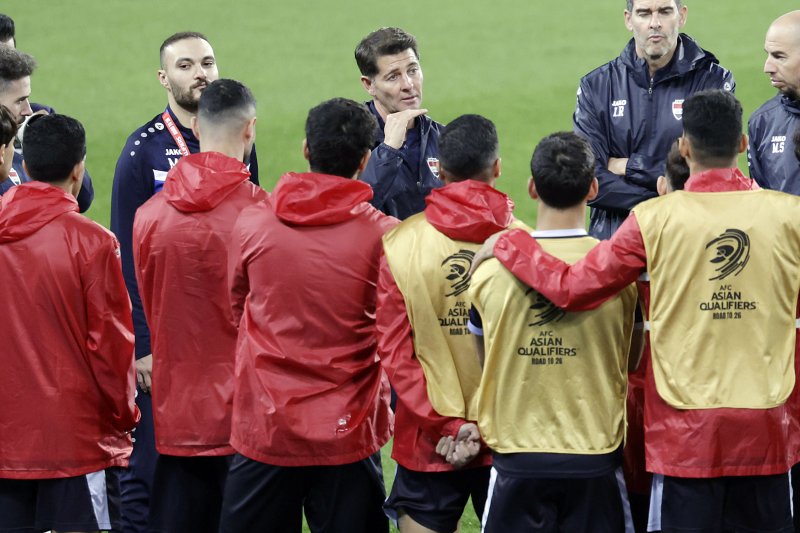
[170,80,207,113]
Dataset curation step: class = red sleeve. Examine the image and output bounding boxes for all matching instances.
[376,252,467,439]
[83,235,140,432]
[494,215,647,311]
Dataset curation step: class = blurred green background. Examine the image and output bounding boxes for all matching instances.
[3,1,791,530]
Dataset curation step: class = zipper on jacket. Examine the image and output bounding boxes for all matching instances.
[649,77,654,96]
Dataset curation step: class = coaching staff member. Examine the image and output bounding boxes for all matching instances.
[748,11,800,193]
[110,31,260,533]
[576,0,733,239]
[356,27,443,220]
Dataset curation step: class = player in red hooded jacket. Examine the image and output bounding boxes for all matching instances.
[219,98,397,533]
[377,114,518,532]
[0,112,138,533]
[132,79,267,533]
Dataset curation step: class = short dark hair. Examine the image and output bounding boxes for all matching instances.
[0,47,35,89]
[664,139,690,190]
[626,0,682,10]
[22,114,86,182]
[0,14,14,45]
[0,105,17,146]
[355,27,418,78]
[198,79,256,126]
[682,90,742,166]
[305,98,377,178]
[531,132,595,209]
[159,31,210,68]
[438,114,498,182]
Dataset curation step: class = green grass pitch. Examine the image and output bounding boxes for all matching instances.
[5,1,792,530]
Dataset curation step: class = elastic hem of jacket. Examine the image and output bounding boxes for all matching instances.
[155,444,235,457]
[230,432,391,467]
[647,454,800,478]
[0,456,130,480]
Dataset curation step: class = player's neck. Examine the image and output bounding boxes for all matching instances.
[535,204,586,233]
[200,142,245,162]
[688,161,738,176]
[167,99,196,131]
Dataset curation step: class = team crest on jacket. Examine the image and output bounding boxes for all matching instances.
[705,229,750,281]
[442,250,474,297]
[527,289,565,327]
[427,157,440,179]
[671,99,684,121]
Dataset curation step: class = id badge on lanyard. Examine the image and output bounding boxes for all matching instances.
[161,111,191,157]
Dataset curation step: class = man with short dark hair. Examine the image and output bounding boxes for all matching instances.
[133,79,267,533]
[111,31,260,533]
[576,0,733,239]
[470,132,637,532]
[748,11,800,193]
[0,45,94,210]
[355,27,442,220]
[475,90,800,532]
[377,114,516,533]
[0,113,139,533]
[219,98,395,533]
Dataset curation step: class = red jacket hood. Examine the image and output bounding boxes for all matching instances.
[0,182,78,243]
[424,180,515,242]
[272,172,374,226]
[163,152,252,213]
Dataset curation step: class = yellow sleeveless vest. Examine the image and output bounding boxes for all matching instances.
[470,236,637,454]
[383,214,528,420]
[634,190,800,409]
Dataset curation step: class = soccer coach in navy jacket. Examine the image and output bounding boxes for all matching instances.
[575,0,734,240]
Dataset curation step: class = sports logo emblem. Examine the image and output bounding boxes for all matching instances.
[442,250,475,297]
[427,157,440,179]
[672,99,684,121]
[705,229,750,281]
[527,289,565,327]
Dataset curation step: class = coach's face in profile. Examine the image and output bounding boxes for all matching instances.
[625,0,687,64]
[764,12,800,101]
[361,48,423,117]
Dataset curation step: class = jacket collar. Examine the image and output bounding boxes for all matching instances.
[684,167,759,193]
[621,33,714,87]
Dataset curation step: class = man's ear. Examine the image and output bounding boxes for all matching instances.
[360,76,375,96]
[585,177,599,202]
[527,176,539,200]
[0,143,6,167]
[623,9,633,32]
[678,135,692,162]
[738,133,747,155]
[657,175,669,196]
[190,116,200,141]
[357,150,371,173]
[244,117,257,144]
[302,139,310,162]
[157,69,170,91]
[492,158,502,179]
